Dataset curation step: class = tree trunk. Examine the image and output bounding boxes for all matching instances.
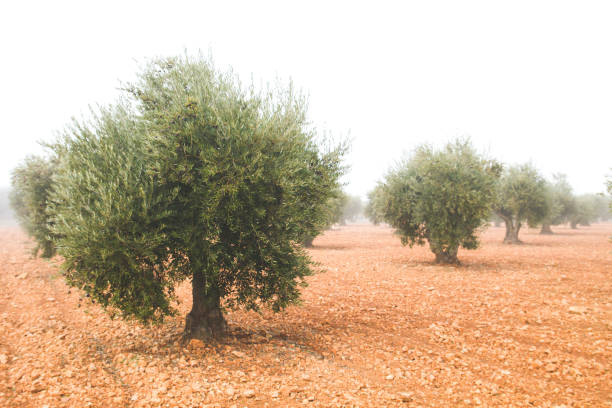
[570,221,578,229]
[184,268,227,340]
[503,218,522,244]
[430,242,460,265]
[540,223,553,234]
[434,250,460,264]
[303,236,314,248]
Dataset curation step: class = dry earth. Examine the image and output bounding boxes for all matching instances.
[1,224,611,407]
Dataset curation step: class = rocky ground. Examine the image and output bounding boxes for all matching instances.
[1,224,611,407]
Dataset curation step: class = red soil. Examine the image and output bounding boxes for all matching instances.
[1,224,610,407]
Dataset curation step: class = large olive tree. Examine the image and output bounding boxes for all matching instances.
[18,55,345,339]
[494,164,548,243]
[369,140,501,264]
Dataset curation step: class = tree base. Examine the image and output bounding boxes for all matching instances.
[183,309,227,340]
[434,253,460,265]
[503,237,523,244]
[540,225,553,234]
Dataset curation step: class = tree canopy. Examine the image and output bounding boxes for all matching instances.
[494,163,548,243]
[367,139,501,264]
[340,195,364,224]
[10,155,58,258]
[539,173,576,234]
[569,193,610,228]
[13,55,346,339]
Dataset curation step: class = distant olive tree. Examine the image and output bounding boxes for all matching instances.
[14,55,346,340]
[10,155,59,257]
[365,184,387,225]
[539,173,576,234]
[340,195,363,224]
[301,188,347,247]
[569,194,609,228]
[608,174,612,212]
[494,164,548,243]
[369,139,501,264]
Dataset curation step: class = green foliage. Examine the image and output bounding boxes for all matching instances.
[47,55,345,325]
[301,188,349,246]
[540,173,576,227]
[608,173,612,212]
[340,195,364,224]
[369,139,501,263]
[494,163,548,242]
[50,105,177,322]
[10,155,58,257]
[570,193,610,226]
[365,184,387,225]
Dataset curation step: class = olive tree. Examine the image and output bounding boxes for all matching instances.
[369,140,501,264]
[539,173,576,234]
[10,155,59,257]
[301,188,347,247]
[340,195,364,224]
[569,193,609,228]
[365,184,387,225]
[34,55,346,339]
[608,174,612,211]
[494,164,548,243]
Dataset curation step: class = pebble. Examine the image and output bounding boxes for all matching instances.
[568,306,587,314]
[398,392,414,402]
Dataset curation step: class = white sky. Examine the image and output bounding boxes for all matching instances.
[1,0,611,198]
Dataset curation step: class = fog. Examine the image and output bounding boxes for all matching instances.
[1,0,611,199]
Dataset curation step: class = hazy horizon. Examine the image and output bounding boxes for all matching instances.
[2,1,611,198]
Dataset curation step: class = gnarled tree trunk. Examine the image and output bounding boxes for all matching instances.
[303,236,314,248]
[503,217,522,244]
[184,268,227,340]
[430,242,460,265]
[540,223,553,234]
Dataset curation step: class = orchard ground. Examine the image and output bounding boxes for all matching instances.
[0,224,610,407]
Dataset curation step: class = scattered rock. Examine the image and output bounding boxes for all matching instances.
[398,392,414,402]
[0,354,7,364]
[17,272,28,279]
[386,374,394,380]
[568,306,587,314]
[243,389,255,398]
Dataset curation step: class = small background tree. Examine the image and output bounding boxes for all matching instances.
[494,164,548,244]
[339,195,363,224]
[370,139,501,264]
[365,184,387,225]
[301,188,347,247]
[10,155,58,257]
[539,173,576,234]
[569,193,610,228]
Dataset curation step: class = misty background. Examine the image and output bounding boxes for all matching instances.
[1,0,611,224]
